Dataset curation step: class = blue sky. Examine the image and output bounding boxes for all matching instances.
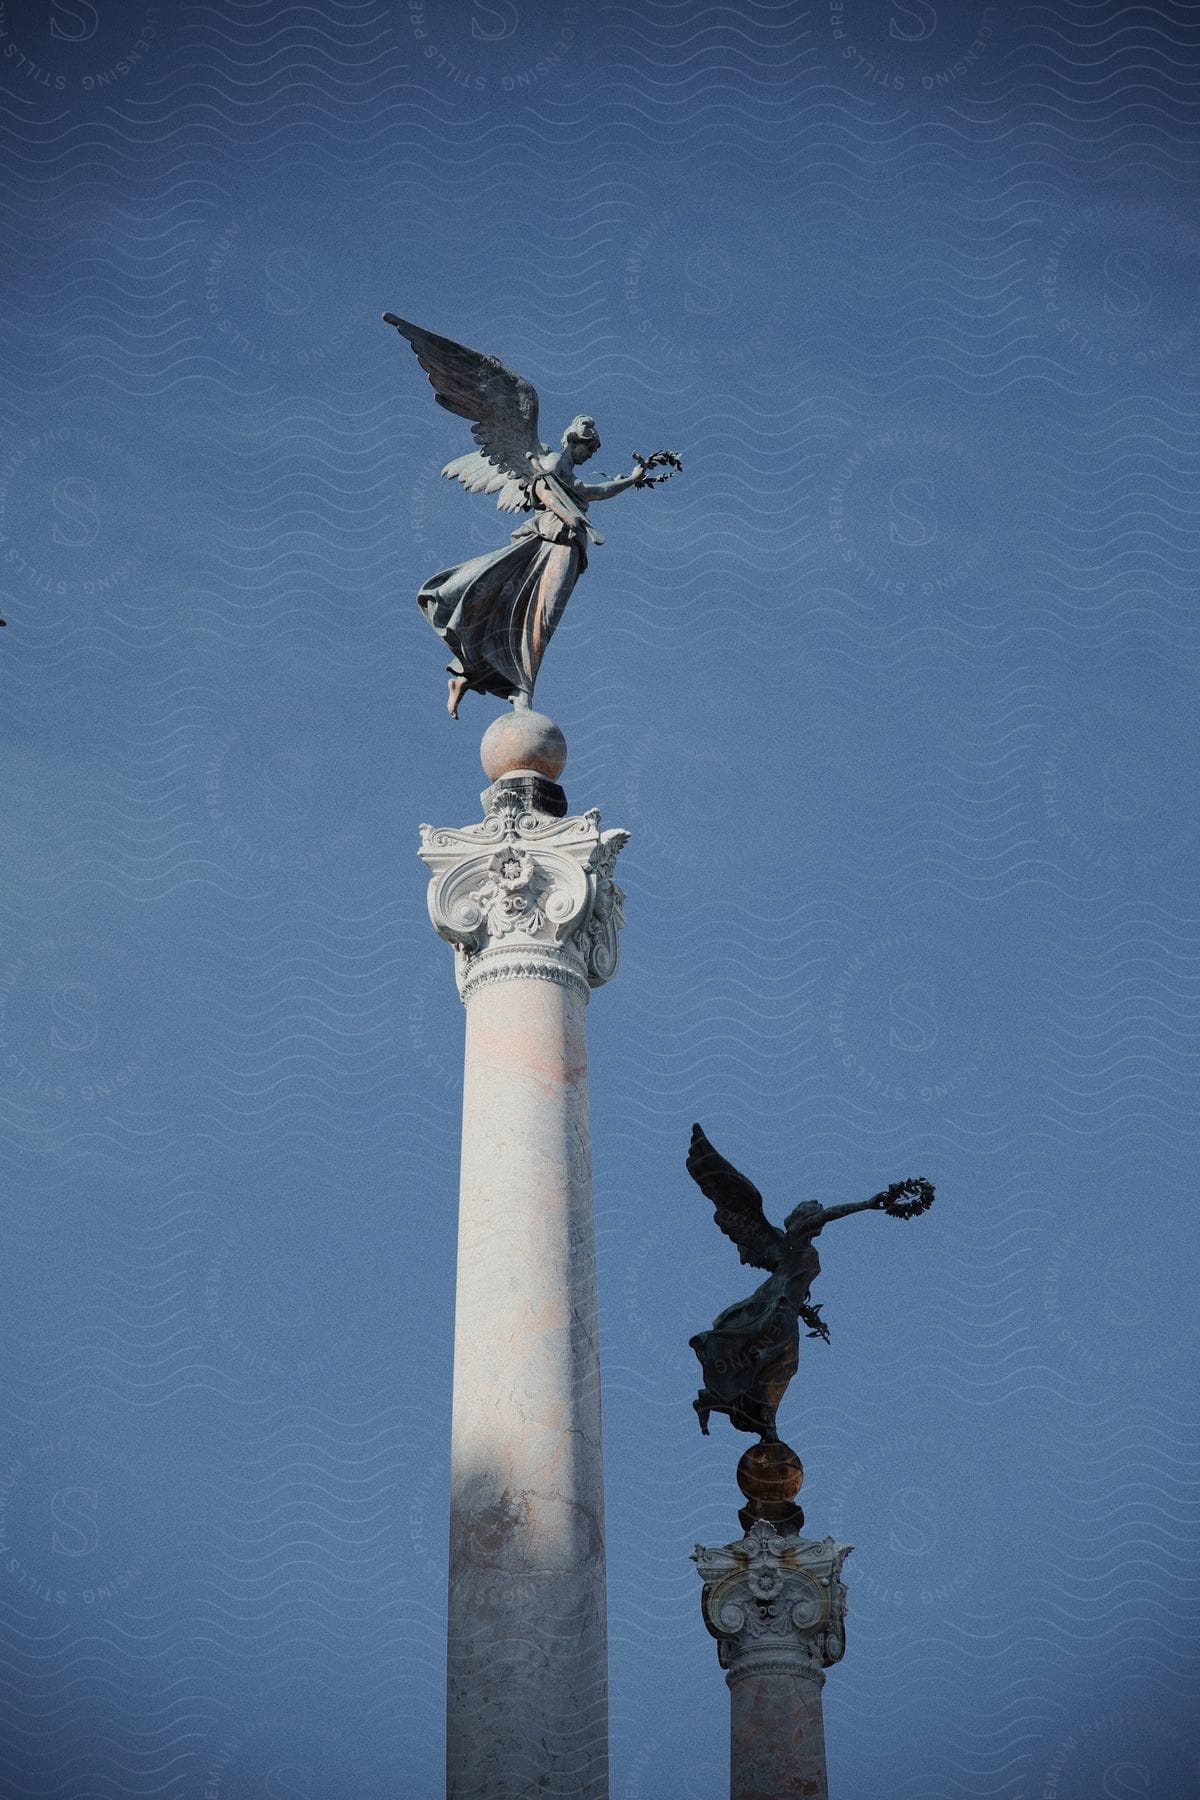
[1,1,1199,1795]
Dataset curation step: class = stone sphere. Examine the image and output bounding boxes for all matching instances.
[480,709,567,782]
[737,1442,804,1507]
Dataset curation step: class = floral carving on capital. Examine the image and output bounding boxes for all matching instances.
[468,848,551,939]
[693,1521,852,1677]
[419,788,629,998]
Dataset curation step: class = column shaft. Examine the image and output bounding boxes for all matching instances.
[447,970,607,1798]
[728,1667,829,1800]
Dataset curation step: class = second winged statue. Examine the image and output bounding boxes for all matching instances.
[384,313,681,717]
[687,1123,935,1444]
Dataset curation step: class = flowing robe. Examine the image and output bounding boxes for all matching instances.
[416,476,588,703]
[689,1239,822,1440]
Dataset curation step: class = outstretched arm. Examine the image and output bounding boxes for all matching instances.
[812,1198,882,1232]
[575,450,682,504]
[573,469,644,503]
[814,1177,935,1232]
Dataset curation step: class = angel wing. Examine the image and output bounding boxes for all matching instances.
[687,1123,784,1272]
[383,313,547,513]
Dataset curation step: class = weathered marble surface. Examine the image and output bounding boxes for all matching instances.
[420,776,627,1800]
[694,1521,851,1800]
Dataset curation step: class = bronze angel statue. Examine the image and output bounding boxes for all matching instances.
[383,313,681,717]
[686,1123,934,1443]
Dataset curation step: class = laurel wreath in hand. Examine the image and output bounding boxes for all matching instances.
[875,1177,936,1220]
[632,449,683,487]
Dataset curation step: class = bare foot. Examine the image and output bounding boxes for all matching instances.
[447,675,468,718]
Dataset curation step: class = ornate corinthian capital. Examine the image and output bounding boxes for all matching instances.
[419,784,629,1001]
[693,1520,852,1684]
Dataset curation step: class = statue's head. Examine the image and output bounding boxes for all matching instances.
[783,1200,823,1236]
[562,415,600,464]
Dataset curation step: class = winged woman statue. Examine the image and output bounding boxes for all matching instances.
[383,314,681,717]
[686,1123,934,1442]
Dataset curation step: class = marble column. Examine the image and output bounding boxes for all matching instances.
[419,714,627,1800]
[693,1521,852,1800]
